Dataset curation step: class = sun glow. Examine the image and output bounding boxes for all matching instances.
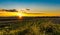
[0,11,59,17]
[17,12,25,18]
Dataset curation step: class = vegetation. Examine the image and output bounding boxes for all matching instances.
[0,17,60,35]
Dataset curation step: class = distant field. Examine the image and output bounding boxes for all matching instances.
[0,16,60,35]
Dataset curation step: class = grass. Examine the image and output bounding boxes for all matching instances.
[0,17,60,35]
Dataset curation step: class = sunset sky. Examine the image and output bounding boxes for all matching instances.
[0,0,60,14]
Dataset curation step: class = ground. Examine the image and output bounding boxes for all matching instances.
[0,17,60,35]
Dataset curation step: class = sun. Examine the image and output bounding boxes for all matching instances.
[18,13,23,17]
[17,12,25,18]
